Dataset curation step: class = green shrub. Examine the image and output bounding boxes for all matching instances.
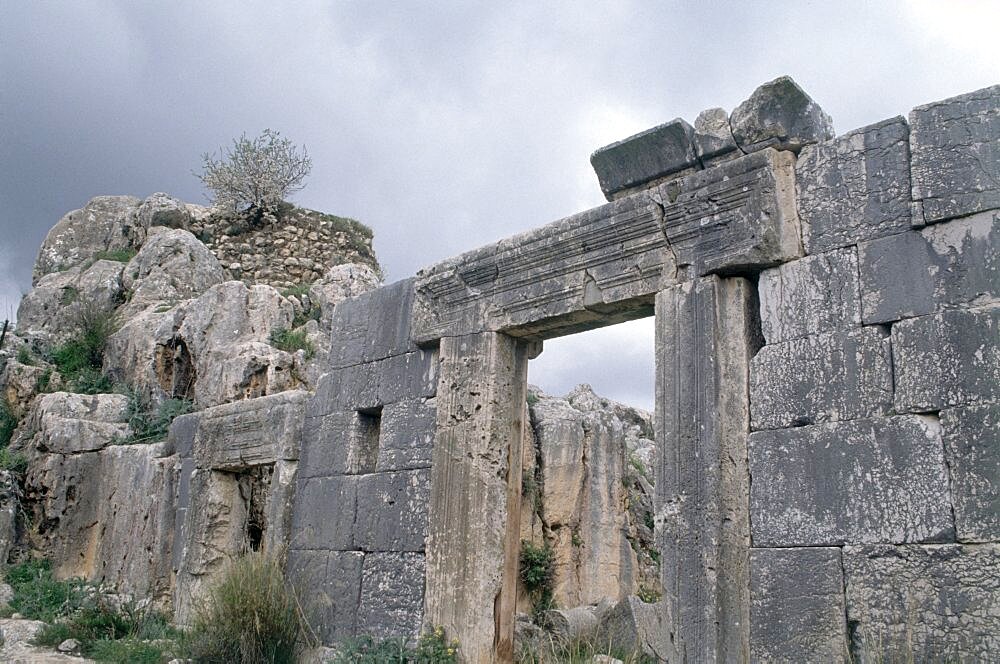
[0,448,28,474]
[0,398,17,447]
[69,366,115,395]
[187,551,304,664]
[91,249,137,263]
[291,305,322,329]
[332,627,459,663]
[3,559,87,622]
[269,328,315,359]
[123,390,193,444]
[281,283,311,299]
[16,345,34,365]
[515,632,654,664]
[49,300,118,391]
[637,585,661,604]
[519,540,556,616]
[86,638,166,664]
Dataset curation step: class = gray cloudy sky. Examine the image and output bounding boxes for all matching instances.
[2,1,997,410]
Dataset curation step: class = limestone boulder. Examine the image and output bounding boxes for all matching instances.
[0,359,49,417]
[694,107,738,163]
[593,596,672,661]
[120,227,226,316]
[730,76,834,154]
[104,305,189,404]
[16,260,125,346]
[309,262,382,329]
[32,195,144,282]
[0,470,20,565]
[136,192,192,230]
[23,392,130,454]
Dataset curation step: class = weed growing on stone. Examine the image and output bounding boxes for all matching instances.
[49,300,118,392]
[122,390,193,444]
[270,327,315,359]
[186,551,305,664]
[520,540,556,616]
[515,633,653,664]
[0,398,17,448]
[281,282,312,299]
[2,559,87,622]
[91,249,138,264]
[332,627,459,663]
[15,346,33,366]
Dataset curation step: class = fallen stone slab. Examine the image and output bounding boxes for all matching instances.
[590,118,698,200]
[730,75,834,154]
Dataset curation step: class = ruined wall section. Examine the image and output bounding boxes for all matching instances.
[285,279,439,644]
[748,85,1000,662]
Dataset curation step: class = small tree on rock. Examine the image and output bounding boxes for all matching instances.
[197,129,312,212]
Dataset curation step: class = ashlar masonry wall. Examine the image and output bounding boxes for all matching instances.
[275,79,998,663]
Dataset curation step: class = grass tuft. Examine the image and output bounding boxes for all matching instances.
[49,300,118,392]
[269,328,315,359]
[332,627,459,663]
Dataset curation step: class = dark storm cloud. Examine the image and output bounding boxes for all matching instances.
[2,0,997,404]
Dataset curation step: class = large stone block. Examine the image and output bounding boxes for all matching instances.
[749,548,847,663]
[749,415,953,546]
[750,327,893,430]
[797,117,912,253]
[377,398,436,471]
[287,549,364,643]
[859,210,1000,324]
[357,552,426,640]
[843,544,1000,662]
[654,277,755,663]
[191,390,309,469]
[297,409,354,479]
[354,469,430,553]
[326,278,418,370]
[289,475,357,551]
[941,403,1000,542]
[892,306,1000,412]
[26,392,130,454]
[590,118,698,200]
[693,107,738,164]
[730,76,834,154]
[910,84,1000,224]
[758,247,861,343]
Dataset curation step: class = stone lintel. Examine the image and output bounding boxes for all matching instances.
[654,276,756,663]
[412,149,800,344]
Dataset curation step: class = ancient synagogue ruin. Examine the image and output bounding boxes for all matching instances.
[3,76,999,662]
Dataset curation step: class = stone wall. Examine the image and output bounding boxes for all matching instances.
[747,85,1000,662]
[189,204,380,290]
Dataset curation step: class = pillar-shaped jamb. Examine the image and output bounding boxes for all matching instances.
[424,331,529,663]
[654,275,756,663]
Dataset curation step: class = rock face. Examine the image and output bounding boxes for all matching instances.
[730,75,835,153]
[520,385,659,609]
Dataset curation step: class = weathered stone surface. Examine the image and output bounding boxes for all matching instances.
[103,305,188,403]
[749,415,953,546]
[16,260,124,345]
[749,547,846,663]
[758,247,861,343]
[541,606,599,642]
[190,391,308,469]
[424,332,528,662]
[0,471,19,566]
[694,107,737,164]
[910,84,1000,224]
[376,398,436,472]
[32,195,144,282]
[287,549,364,643]
[120,227,225,316]
[354,469,430,552]
[730,76,834,154]
[0,617,95,662]
[414,149,800,342]
[309,262,382,330]
[892,305,1000,412]
[327,278,417,369]
[357,552,425,640]
[859,209,1000,323]
[797,117,912,253]
[590,118,698,199]
[843,544,1000,661]
[0,359,48,416]
[23,444,175,605]
[941,403,1000,542]
[290,475,357,551]
[526,385,644,607]
[750,327,893,430]
[654,276,755,663]
[136,192,192,230]
[25,392,130,454]
[593,596,671,662]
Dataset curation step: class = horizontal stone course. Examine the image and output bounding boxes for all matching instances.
[750,327,893,430]
[758,247,861,343]
[749,415,953,546]
[749,547,846,663]
[892,305,1000,413]
[843,544,1000,661]
[941,403,1000,542]
[860,209,1000,324]
[910,84,1000,224]
[327,278,418,369]
[289,475,357,551]
[797,117,912,254]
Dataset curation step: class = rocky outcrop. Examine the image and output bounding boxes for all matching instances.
[520,384,659,610]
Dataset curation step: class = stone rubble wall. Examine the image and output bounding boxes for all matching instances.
[747,84,1000,662]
